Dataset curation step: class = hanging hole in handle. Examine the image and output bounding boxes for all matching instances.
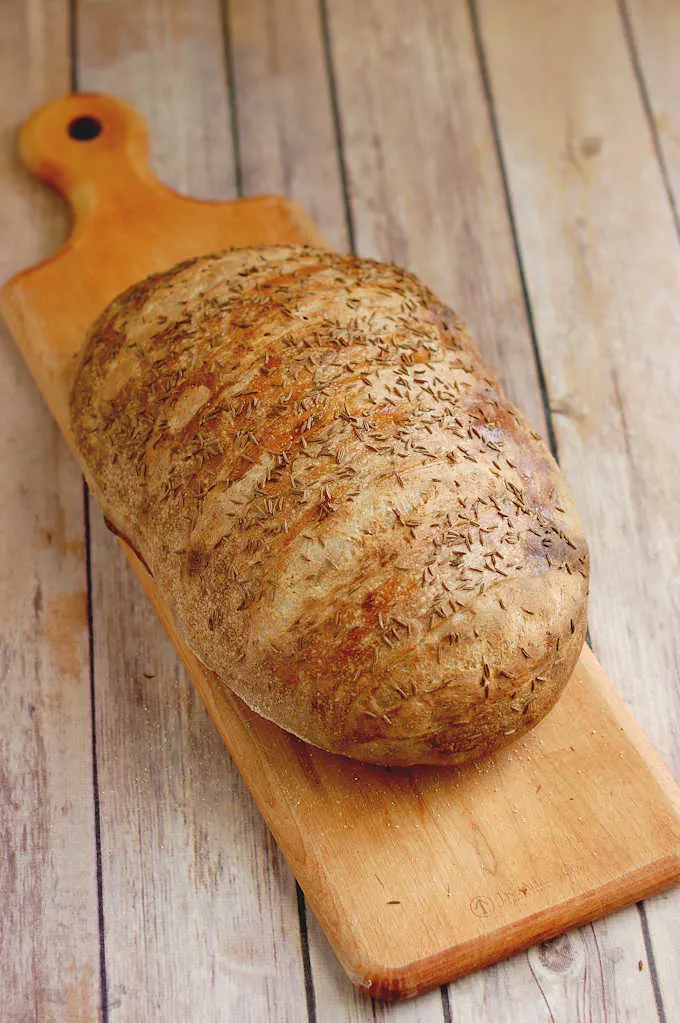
[67,115,102,142]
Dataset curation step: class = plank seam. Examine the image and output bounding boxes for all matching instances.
[318,0,357,254]
[295,884,317,1023]
[637,901,668,1023]
[84,485,110,1023]
[69,0,78,92]
[71,8,109,1019]
[591,923,609,1019]
[528,947,557,1023]
[440,983,453,1022]
[466,0,559,462]
[617,0,680,245]
[221,0,244,199]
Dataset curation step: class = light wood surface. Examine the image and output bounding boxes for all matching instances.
[477,1,680,1019]
[4,86,680,1006]
[2,1,680,1019]
[229,0,350,251]
[0,5,101,1021]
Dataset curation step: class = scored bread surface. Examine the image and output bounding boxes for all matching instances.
[70,246,589,765]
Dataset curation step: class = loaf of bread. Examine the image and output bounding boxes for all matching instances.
[70,246,588,765]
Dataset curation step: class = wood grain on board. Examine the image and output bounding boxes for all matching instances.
[0,2,101,1021]
[476,0,680,1019]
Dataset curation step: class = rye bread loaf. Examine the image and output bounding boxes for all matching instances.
[69,245,588,765]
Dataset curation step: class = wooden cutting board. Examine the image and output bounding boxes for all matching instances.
[3,93,680,1002]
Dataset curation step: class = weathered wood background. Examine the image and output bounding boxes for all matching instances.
[1,0,679,1020]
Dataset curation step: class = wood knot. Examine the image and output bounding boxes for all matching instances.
[534,933,583,975]
[580,135,602,158]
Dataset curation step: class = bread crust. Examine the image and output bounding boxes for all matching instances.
[70,246,589,765]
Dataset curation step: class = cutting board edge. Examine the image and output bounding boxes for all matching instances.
[336,848,680,1002]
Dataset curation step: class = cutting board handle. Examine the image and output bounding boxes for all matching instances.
[19,93,156,216]
[4,92,325,434]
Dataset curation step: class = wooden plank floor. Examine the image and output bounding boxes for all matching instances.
[1,0,678,1019]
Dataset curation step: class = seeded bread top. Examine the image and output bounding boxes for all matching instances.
[70,246,588,765]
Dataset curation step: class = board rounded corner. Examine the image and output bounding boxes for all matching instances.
[335,946,439,1003]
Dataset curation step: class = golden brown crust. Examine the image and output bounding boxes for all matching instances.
[70,246,589,765]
